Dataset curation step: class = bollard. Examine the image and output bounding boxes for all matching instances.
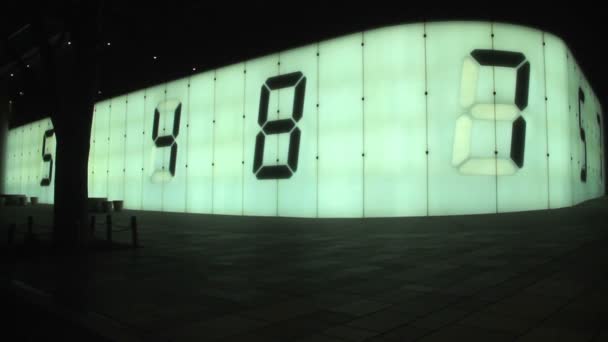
[90,215,96,236]
[8,223,16,245]
[130,216,139,248]
[27,216,33,235]
[106,214,112,243]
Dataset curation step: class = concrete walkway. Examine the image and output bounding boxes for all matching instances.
[1,198,607,341]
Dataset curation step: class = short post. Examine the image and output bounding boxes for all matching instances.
[90,215,96,236]
[8,223,16,245]
[106,214,112,243]
[130,216,138,248]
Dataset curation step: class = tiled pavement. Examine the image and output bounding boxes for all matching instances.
[1,198,607,341]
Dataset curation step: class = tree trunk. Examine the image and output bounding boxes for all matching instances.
[35,3,101,252]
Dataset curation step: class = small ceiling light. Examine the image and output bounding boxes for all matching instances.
[10,73,14,77]
[26,64,30,68]
[98,90,102,94]
[153,56,157,60]
[19,91,24,96]
[192,67,196,71]
[107,42,111,46]
[67,41,71,45]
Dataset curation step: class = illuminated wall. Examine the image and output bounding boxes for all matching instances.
[3,22,604,217]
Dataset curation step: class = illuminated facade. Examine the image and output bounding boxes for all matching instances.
[3,22,604,217]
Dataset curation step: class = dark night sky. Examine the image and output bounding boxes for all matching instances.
[1,2,606,126]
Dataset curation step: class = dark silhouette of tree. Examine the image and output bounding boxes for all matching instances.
[33,1,102,251]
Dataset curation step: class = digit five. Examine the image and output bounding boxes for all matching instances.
[40,129,54,186]
[577,87,587,182]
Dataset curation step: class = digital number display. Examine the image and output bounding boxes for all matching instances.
[3,22,604,217]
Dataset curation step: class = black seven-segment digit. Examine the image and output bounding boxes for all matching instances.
[470,49,529,168]
[40,129,54,186]
[254,71,306,179]
[152,102,181,177]
[578,87,587,182]
[598,113,603,178]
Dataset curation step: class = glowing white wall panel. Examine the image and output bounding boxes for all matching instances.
[318,33,364,218]
[91,101,110,198]
[162,78,189,213]
[3,22,604,218]
[277,45,318,217]
[427,22,497,216]
[545,33,572,209]
[363,25,427,217]
[243,55,279,216]
[141,84,166,211]
[108,96,127,201]
[493,23,549,212]
[213,64,245,215]
[124,90,145,209]
[3,118,54,203]
[186,73,214,213]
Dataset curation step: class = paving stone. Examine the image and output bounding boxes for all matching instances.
[331,299,390,316]
[346,309,418,332]
[322,324,379,341]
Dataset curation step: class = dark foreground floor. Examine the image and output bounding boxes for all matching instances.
[1,198,607,342]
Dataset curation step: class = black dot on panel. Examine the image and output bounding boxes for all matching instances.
[425,91,428,96]
[276,159,279,162]
[491,33,494,37]
[493,91,497,95]
[316,156,318,159]
[423,33,427,38]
